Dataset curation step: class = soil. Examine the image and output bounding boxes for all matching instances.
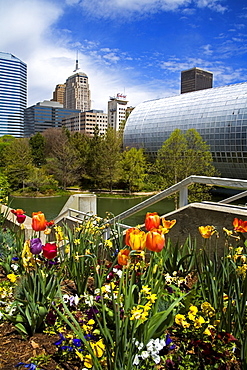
[0,321,61,370]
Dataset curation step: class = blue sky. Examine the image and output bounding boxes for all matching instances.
[0,0,247,111]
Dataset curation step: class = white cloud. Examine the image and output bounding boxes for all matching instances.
[195,0,227,13]
[202,44,213,55]
[78,0,226,18]
[0,0,172,112]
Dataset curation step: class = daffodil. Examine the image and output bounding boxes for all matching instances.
[198,225,216,238]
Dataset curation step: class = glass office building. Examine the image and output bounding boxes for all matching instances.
[24,100,80,137]
[124,82,247,179]
[0,52,27,137]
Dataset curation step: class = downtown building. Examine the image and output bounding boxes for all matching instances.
[63,109,108,137]
[64,71,91,111]
[108,93,128,131]
[123,81,247,179]
[181,67,213,94]
[0,52,27,137]
[24,100,80,137]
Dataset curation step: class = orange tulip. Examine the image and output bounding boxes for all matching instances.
[125,227,138,247]
[118,248,130,266]
[32,211,47,231]
[198,225,216,238]
[233,218,247,233]
[128,229,146,251]
[146,229,165,252]
[145,212,160,231]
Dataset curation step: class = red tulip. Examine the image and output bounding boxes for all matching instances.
[233,218,247,233]
[145,212,160,231]
[16,214,26,224]
[11,209,26,224]
[42,243,57,259]
[32,211,47,231]
[146,229,165,252]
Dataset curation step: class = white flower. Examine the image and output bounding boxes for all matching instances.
[141,351,149,359]
[133,355,139,366]
[152,354,161,364]
[113,268,123,278]
[11,264,18,271]
[63,294,70,303]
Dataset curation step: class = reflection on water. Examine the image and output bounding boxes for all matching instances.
[9,195,175,226]
[9,196,70,221]
[97,197,175,227]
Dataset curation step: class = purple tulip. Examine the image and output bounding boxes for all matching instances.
[30,238,42,255]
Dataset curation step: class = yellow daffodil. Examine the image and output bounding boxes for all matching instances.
[198,225,216,238]
[140,285,151,295]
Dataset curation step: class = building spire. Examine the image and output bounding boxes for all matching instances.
[73,51,80,72]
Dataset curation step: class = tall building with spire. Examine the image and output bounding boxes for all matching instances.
[0,52,27,137]
[64,55,91,111]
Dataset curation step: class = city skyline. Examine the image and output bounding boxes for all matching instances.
[0,0,246,112]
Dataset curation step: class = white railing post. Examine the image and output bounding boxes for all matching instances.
[179,185,188,208]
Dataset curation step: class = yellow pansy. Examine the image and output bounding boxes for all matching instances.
[84,354,93,368]
[91,339,105,358]
[194,316,205,328]
[7,273,18,283]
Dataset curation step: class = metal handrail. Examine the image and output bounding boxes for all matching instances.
[110,175,247,224]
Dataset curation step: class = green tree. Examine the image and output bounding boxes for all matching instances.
[43,128,80,190]
[101,128,122,192]
[155,128,218,206]
[29,132,46,167]
[70,132,91,188]
[24,167,58,194]
[0,172,10,203]
[120,147,147,193]
[86,126,104,188]
[0,135,15,168]
[3,138,33,190]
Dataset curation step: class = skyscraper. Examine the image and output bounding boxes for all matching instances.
[0,52,27,137]
[52,84,65,105]
[64,58,91,111]
[181,67,213,94]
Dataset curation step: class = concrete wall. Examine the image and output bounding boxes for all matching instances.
[162,202,247,252]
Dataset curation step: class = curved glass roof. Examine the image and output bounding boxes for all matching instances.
[123,82,247,179]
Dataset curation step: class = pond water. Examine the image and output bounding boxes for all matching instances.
[9,195,175,227]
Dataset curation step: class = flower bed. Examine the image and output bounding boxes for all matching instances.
[0,209,245,369]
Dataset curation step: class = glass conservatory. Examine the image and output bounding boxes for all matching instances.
[123,82,247,179]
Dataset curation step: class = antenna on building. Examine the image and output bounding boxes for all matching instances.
[73,51,80,72]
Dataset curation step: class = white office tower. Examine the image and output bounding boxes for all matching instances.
[108,93,128,131]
